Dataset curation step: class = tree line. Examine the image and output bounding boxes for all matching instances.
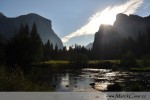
[0,23,92,70]
[1,22,150,70]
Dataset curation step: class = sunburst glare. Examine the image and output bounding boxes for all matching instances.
[62,0,143,43]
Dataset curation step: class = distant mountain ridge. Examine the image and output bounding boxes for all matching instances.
[0,13,63,49]
[85,43,93,50]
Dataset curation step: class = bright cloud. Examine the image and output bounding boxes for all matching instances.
[62,0,143,43]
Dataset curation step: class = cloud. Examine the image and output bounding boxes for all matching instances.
[61,0,143,43]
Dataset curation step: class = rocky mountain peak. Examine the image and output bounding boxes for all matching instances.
[0,12,6,19]
[0,13,63,49]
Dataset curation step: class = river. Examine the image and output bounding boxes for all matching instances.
[49,68,150,91]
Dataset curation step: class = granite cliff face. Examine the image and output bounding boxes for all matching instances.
[113,13,150,38]
[93,13,150,59]
[93,13,150,48]
[0,13,63,49]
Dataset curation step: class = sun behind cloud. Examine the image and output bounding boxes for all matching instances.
[62,0,143,43]
[99,7,117,25]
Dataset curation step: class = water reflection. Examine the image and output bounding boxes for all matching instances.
[50,68,150,91]
[94,82,111,90]
[60,74,69,86]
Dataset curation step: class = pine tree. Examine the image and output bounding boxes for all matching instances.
[5,23,44,71]
[5,24,31,68]
[31,23,38,38]
[0,36,5,65]
[30,22,43,62]
[43,40,51,61]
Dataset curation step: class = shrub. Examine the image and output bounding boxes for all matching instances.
[142,55,150,67]
[69,53,88,66]
[120,51,137,67]
[128,83,142,91]
[107,83,122,91]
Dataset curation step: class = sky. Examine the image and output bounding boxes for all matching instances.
[0,0,150,47]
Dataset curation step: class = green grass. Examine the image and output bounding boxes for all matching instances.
[40,60,143,64]
[40,60,69,64]
[131,67,150,71]
[41,60,120,65]
[89,60,120,64]
[39,60,150,71]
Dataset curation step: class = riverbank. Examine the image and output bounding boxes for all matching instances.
[38,60,150,71]
[0,59,150,91]
[0,65,53,91]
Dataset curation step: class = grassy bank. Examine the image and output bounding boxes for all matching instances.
[41,60,69,65]
[40,60,120,65]
[0,59,149,91]
[130,67,150,71]
[0,66,53,91]
[39,60,150,71]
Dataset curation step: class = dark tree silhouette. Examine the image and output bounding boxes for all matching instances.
[43,40,52,61]
[0,35,5,65]
[30,23,43,63]
[5,23,43,71]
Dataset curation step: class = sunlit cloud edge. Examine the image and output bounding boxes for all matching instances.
[61,0,143,43]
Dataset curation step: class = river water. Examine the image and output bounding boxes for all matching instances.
[50,68,150,91]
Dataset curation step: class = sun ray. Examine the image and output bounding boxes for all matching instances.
[61,0,143,43]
